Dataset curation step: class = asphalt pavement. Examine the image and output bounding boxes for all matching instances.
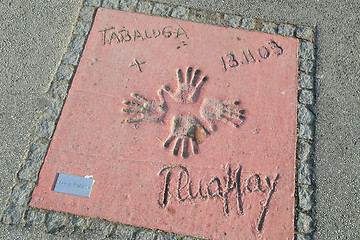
[0,0,359,239]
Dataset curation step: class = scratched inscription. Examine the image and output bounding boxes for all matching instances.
[99,25,189,45]
[220,40,283,71]
[158,164,279,233]
[122,67,246,158]
[129,59,146,72]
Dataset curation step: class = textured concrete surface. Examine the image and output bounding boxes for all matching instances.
[0,0,82,212]
[0,0,359,239]
[0,224,72,240]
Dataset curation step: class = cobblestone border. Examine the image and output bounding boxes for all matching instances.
[1,0,317,239]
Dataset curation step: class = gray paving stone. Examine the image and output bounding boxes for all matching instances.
[296,26,314,41]
[297,162,313,185]
[260,22,277,34]
[297,212,314,233]
[182,237,199,240]
[134,229,155,240]
[102,0,119,9]
[299,73,314,89]
[42,99,63,120]
[155,232,177,240]
[55,64,74,81]
[152,3,172,16]
[202,12,225,26]
[188,9,204,22]
[171,6,189,20]
[299,59,314,73]
[18,159,43,181]
[188,9,224,26]
[278,23,295,36]
[9,182,34,205]
[79,6,96,22]
[1,205,26,225]
[299,90,314,105]
[297,140,313,162]
[298,107,315,125]
[50,81,69,101]
[84,0,101,7]
[45,213,66,233]
[298,186,314,211]
[136,1,153,14]
[225,15,241,28]
[296,234,312,240]
[114,224,134,239]
[299,124,314,140]
[22,136,50,177]
[62,51,80,66]
[25,210,45,227]
[119,0,137,11]
[27,141,49,161]
[240,18,256,30]
[88,220,114,237]
[35,97,53,115]
[73,21,92,36]
[299,41,315,60]
[68,216,89,233]
[41,98,62,119]
[68,35,86,53]
[37,120,55,139]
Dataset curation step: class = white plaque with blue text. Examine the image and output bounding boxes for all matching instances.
[53,173,94,197]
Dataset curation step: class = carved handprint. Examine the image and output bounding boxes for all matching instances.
[163,67,208,103]
[200,98,245,131]
[122,66,247,158]
[122,90,167,123]
[164,115,209,158]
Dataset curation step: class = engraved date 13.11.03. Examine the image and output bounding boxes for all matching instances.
[220,40,284,72]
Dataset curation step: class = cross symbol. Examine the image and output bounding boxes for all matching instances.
[129,59,146,72]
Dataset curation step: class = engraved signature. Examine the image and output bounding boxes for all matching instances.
[158,164,279,233]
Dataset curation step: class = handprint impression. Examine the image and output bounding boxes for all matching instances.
[200,98,245,132]
[164,115,209,158]
[122,90,167,123]
[122,67,246,158]
[163,67,207,103]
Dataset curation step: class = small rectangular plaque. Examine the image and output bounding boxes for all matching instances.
[53,173,94,197]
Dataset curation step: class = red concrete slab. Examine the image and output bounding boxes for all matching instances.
[30,8,298,240]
